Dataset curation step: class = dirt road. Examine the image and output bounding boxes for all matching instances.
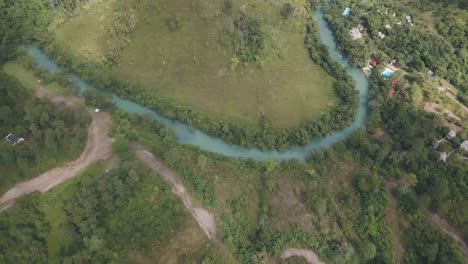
[279,248,325,264]
[429,212,468,258]
[135,148,217,242]
[0,111,113,211]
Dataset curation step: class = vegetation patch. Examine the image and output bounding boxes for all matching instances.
[50,0,338,130]
[0,69,89,194]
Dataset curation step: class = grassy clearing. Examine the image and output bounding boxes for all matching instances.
[3,61,72,96]
[52,0,337,128]
[51,1,113,61]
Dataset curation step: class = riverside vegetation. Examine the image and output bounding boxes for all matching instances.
[34,0,359,150]
[0,0,466,263]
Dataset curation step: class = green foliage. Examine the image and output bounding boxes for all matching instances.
[62,160,187,261]
[0,194,49,263]
[0,71,89,193]
[280,3,294,19]
[83,90,115,110]
[403,213,464,264]
[0,0,52,62]
[166,16,182,32]
[355,173,396,264]
[113,138,129,154]
[232,13,265,63]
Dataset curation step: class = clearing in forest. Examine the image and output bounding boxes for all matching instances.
[51,0,337,128]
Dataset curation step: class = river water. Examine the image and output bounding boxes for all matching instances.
[26,10,369,161]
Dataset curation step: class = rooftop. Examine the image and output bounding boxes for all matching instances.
[343,7,351,16]
[5,133,24,145]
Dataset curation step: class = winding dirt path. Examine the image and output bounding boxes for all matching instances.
[279,248,325,264]
[135,147,218,241]
[136,146,218,242]
[0,111,113,211]
[429,211,468,258]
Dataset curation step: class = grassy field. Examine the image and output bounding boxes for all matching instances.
[51,0,337,128]
[3,61,72,96]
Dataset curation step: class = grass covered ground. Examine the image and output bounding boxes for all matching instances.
[50,0,337,128]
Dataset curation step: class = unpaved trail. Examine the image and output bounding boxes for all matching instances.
[279,248,325,264]
[0,112,113,211]
[135,148,218,241]
[429,212,468,258]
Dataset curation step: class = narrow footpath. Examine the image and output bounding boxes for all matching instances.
[429,211,468,258]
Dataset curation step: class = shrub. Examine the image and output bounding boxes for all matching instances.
[280,3,294,19]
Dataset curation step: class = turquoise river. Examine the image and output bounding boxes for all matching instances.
[26,10,369,161]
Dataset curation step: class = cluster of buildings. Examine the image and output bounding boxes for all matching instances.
[343,7,413,41]
[434,130,468,163]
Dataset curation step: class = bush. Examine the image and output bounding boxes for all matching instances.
[166,16,182,32]
[280,3,294,19]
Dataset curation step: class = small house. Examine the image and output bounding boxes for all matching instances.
[385,24,392,29]
[378,31,386,39]
[396,21,402,26]
[369,59,379,68]
[406,15,412,23]
[447,130,457,140]
[447,87,458,97]
[427,70,435,79]
[343,7,351,16]
[438,152,448,162]
[461,140,468,151]
[5,133,24,145]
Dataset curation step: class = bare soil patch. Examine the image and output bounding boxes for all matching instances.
[279,248,324,264]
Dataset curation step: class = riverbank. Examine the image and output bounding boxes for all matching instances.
[23,8,370,161]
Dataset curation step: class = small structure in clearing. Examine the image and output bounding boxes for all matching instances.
[438,152,448,162]
[342,7,351,16]
[5,133,24,145]
[94,108,100,113]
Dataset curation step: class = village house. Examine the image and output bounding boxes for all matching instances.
[378,31,386,39]
[438,152,448,163]
[4,133,24,145]
[461,140,468,151]
[342,7,351,16]
[447,130,457,140]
